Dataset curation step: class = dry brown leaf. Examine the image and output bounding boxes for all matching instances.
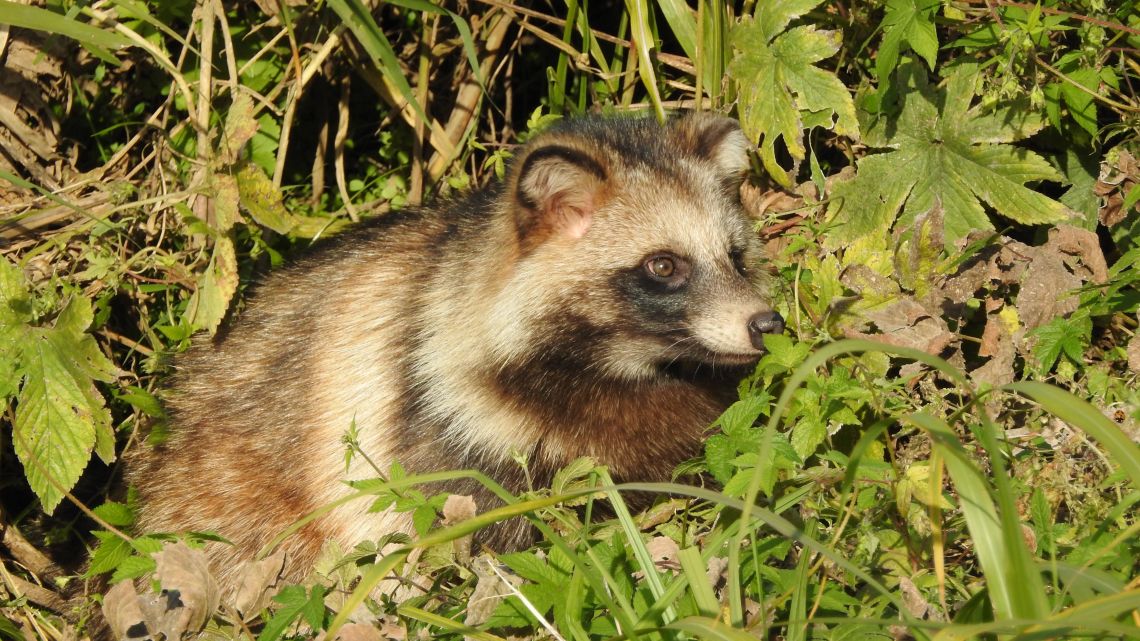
[972,311,1016,386]
[898,576,929,619]
[151,541,220,636]
[1016,250,1082,332]
[1047,225,1108,284]
[645,536,681,573]
[101,580,149,640]
[1127,335,1140,374]
[464,556,520,628]
[1096,149,1138,227]
[234,550,287,617]
[705,556,728,590]
[840,264,955,354]
[376,619,408,641]
[336,623,386,641]
[442,494,477,564]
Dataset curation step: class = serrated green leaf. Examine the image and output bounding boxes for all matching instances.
[1030,313,1090,373]
[412,503,436,535]
[500,552,561,585]
[261,585,309,641]
[829,61,1073,247]
[0,257,32,403]
[753,0,823,43]
[185,235,238,335]
[715,395,767,436]
[86,531,133,576]
[729,15,857,186]
[877,0,939,83]
[790,416,827,459]
[0,256,33,329]
[705,434,735,484]
[93,500,136,527]
[1059,66,1099,138]
[109,549,157,584]
[236,163,298,234]
[13,296,116,514]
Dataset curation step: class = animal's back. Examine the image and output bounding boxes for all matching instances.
[131,209,453,585]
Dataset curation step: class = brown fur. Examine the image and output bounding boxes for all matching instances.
[129,113,781,592]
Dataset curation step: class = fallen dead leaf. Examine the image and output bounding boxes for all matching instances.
[1128,335,1140,374]
[336,622,385,641]
[898,576,929,619]
[464,555,520,629]
[972,310,1017,386]
[1047,225,1108,284]
[234,550,287,618]
[645,536,681,574]
[1096,148,1139,227]
[705,556,728,590]
[840,265,955,354]
[442,494,477,564]
[101,580,149,641]
[151,541,220,637]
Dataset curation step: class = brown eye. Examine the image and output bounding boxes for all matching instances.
[647,256,675,278]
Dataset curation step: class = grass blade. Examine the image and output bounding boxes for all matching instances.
[623,0,666,120]
[1005,381,1140,489]
[908,412,1048,621]
[655,0,697,60]
[326,0,430,126]
[677,546,719,618]
[0,0,130,62]
[664,616,758,641]
[596,468,676,624]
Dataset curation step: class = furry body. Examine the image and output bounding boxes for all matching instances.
[131,113,782,590]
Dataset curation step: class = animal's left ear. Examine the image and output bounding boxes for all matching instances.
[670,113,751,177]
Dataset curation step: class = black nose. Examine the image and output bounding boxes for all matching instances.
[748,311,785,349]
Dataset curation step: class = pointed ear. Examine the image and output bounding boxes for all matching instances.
[670,112,751,177]
[514,144,608,244]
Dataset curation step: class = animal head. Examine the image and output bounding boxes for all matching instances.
[492,112,784,380]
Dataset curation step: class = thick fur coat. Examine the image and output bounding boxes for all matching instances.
[130,113,783,591]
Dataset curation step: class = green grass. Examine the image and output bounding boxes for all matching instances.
[0,1,1138,640]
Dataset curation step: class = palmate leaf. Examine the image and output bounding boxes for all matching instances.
[13,295,117,514]
[728,1,858,186]
[828,60,1075,247]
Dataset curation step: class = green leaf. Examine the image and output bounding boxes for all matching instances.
[13,296,117,513]
[86,531,132,576]
[0,258,33,403]
[93,500,136,527]
[0,616,24,641]
[236,164,297,234]
[829,61,1073,247]
[185,235,238,335]
[877,0,939,82]
[790,415,827,459]
[0,0,131,64]
[1030,313,1090,373]
[1059,66,1099,138]
[705,434,736,484]
[260,585,325,641]
[729,9,858,186]
[754,0,823,43]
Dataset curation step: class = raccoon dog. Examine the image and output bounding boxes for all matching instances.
[130,112,785,591]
